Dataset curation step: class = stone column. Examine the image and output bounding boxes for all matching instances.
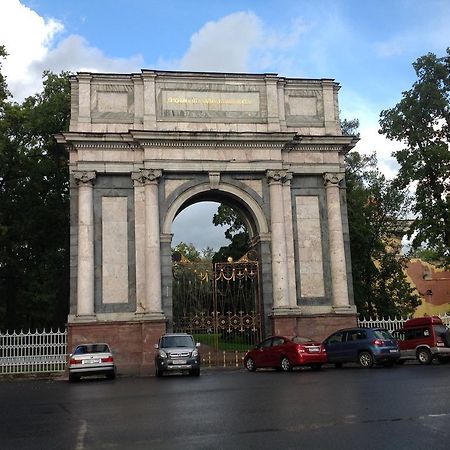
[282,173,298,309]
[132,169,164,317]
[74,171,96,319]
[267,170,290,311]
[323,173,352,311]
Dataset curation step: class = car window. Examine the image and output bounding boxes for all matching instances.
[392,330,405,340]
[373,330,394,340]
[74,344,109,354]
[160,335,195,348]
[327,331,344,344]
[272,337,285,347]
[433,325,447,336]
[405,328,429,340]
[260,338,273,348]
[292,336,313,344]
[346,330,366,341]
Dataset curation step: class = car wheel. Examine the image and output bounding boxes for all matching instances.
[358,351,374,368]
[155,367,163,377]
[106,371,116,380]
[416,348,432,365]
[396,359,406,365]
[382,361,395,368]
[245,357,256,372]
[334,362,343,369]
[68,373,79,383]
[280,356,292,372]
[189,368,200,376]
[310,364,322,371]
[438,356,450,364]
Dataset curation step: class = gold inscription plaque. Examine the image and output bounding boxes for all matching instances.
[167,97,252,105]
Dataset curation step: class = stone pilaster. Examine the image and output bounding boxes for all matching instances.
[74,171,96,320]
[323,173,354,312]
[267,170,290,312]
[132,169,165,318]
[281,173,298,309]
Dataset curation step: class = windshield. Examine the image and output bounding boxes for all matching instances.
[160,335,195,348]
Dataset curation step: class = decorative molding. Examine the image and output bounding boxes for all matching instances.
[131,169,162,186]
[75,143,141,150]
[139,141,284,149]
[266,170,293,185]
[73,171,96,185]
[323,172,345,187]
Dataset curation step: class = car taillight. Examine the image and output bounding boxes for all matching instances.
[372,339,383,346]
[101,356,114,363]
[69,358,82,365]
[297,347,305,353]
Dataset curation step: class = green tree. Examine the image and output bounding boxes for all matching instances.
[172,242,201,262]
[212,204,250,263]
[0,52,71,331]
[345,151,420,317]
[379,49,450,267]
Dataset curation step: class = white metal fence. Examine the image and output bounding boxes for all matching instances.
[0,329,67,374]
[2,314,450,375]
[358,314,450,332]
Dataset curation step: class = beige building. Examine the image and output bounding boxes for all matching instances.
[57,70,358,375]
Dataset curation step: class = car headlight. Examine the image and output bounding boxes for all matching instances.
[191,349,198,357]
[158,350,168,358]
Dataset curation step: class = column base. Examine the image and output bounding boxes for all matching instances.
[69,314,97,323]
[271,306,302,316]
[135,311,166,320]
[332,305,357,314]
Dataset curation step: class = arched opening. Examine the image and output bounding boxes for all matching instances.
[164,187,268,363]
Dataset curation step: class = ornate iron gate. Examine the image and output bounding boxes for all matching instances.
[172,255,262,364]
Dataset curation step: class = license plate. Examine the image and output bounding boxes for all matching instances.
[389,349,398,353]
[173,360,186,365]
[308,347,320,352]
[83,359,100,364]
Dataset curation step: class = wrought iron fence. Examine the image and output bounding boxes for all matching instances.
[0,329,67,374]
[357,314,450,332]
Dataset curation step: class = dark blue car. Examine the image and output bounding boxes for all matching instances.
[323,327,400,368]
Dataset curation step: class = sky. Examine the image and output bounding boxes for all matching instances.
[1,0,449,251]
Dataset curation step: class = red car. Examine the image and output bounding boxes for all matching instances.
[244,335,327,372]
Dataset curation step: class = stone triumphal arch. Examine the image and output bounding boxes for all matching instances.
[57,70,358,375]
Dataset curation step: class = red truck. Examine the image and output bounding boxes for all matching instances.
[393,316,450,364]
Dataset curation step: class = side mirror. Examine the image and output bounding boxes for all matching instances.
[154,344,159,349]
[196,342,201,347]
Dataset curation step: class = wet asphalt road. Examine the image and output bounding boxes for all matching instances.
[1,363,450,450]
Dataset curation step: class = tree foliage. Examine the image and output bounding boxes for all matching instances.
[0,47,71,331]
[212,204,250,263]
[345,150,420,317]
[379,48,450,267]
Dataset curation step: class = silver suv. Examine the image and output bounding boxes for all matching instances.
[154,333,201,377]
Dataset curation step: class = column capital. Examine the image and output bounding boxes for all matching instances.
[132,169,162,186]
[74,171,96,186]
[266,170,292,185]
[323,172,344,187]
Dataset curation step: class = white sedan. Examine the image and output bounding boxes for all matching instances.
[68,343,116,382]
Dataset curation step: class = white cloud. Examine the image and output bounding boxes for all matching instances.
[0,0,143,101]
[159,11,305,74]
[354,124,402,180]
[0,0,62,98]
[178,12,263,72]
